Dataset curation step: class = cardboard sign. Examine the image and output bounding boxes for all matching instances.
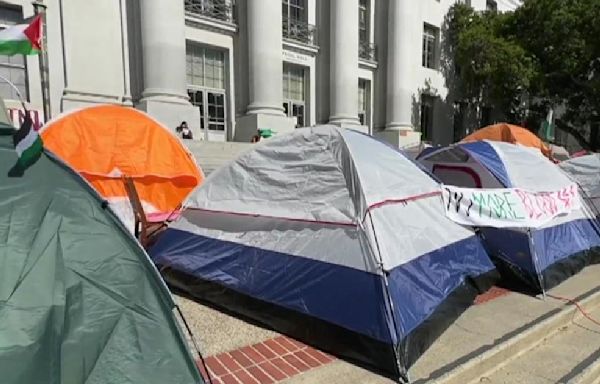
[442,184,580,228]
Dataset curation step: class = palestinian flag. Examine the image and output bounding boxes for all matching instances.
[13,112,43,170]
[541,108,554,142]
[0,15,42,56]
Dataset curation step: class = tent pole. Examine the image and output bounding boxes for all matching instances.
[32,1,51,122]
[366,210,409,383]
[175,304,214,384]
[527,228,546,299]
[122,176,149,246]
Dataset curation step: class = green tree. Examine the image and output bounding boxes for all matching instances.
[448,0,600,149]
[447,4,536,123]
[510,0,600,149]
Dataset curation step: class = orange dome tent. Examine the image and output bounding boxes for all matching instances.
[41,105,204,231]
[461,123,551,157]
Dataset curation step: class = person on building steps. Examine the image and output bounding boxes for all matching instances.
[251,128,274,143]
[177,121,193,140]
[251,129,261,143]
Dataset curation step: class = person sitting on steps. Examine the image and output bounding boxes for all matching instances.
[251,129,261,143]
[177,121,193,140]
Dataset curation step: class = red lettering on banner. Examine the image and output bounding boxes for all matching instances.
[542,193,558,216]
[556,185,577,210]
[516,189,538,219]
[557,188,570,209]
[533,194,547,219]
[517,189,567,219]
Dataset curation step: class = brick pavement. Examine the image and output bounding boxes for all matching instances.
[195,286,510,384]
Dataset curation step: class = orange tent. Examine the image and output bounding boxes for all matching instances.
[41,105,204,227]
[461,123,551,157]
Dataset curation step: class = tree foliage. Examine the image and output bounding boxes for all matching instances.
[448,0,600,148]
[447,4,536,122]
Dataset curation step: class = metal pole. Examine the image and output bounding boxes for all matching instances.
[32,1,51,122]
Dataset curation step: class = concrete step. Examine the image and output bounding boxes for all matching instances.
[414,273,600,384]
[475,302,600,384]
[569,353,600,384]
[182,140,253,176]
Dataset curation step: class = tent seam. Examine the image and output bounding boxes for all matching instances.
[337,129,405,379]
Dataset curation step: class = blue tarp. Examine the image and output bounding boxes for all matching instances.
[460,142,512,187]
[151,229,494,344]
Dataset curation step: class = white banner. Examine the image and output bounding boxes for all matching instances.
[442,184,581,228]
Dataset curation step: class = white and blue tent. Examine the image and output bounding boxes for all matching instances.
[418,141,600,293]
[149,126,496,381]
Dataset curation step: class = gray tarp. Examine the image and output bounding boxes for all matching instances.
[560,154,600,214]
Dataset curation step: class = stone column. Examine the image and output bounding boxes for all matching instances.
[235,0,295,141]
[246,0,285,115]
[328,0,360,127]
[378,0,421,147]
[137,0,199,133]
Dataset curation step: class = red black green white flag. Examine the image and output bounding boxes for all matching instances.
[0,15,42,56]
[13,112,43,170]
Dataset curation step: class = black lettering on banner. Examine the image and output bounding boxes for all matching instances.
[455,192,464,213]
[466,199,474,217]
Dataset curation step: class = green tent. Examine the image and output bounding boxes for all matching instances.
[0,125,203,384]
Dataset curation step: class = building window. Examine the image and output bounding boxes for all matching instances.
[186,43,226,132]
[422,24,439,69]
[486,0,498,11]
[186,44,225,89]
[283,64,305,128]
[358,79,369,126]
[358,0,376,61]
[0,6,27,101]
[358,0,369,44]
[282,0,317,45]
[420,94,435,141]
[282,0,305,22]
[184,0,235,23]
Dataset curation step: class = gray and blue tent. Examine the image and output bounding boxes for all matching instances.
[418,141,600,293]
[560,153,600,215]
[149,126,496,381]
[0,124,203,384]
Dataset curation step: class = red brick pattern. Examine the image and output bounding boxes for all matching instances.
[196,286,510,383]
[474,286,510,305]
[198,336,336,384]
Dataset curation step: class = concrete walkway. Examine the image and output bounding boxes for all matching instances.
[416,265,600,384]
[177,265,600,384]
[479,303,600,383]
